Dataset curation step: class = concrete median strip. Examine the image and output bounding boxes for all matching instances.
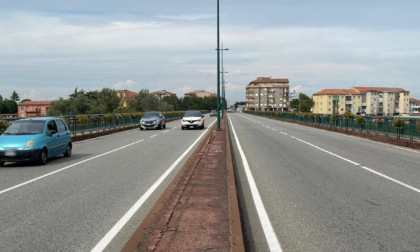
[122,117,244,252]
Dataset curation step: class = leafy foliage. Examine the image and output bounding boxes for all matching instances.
[393,117,405,129]
[0,120,9,134]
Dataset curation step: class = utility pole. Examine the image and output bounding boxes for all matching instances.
[216,0,220,130]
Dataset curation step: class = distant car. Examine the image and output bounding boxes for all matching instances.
[140,111,166,130]
[181,110,204,130]
[210,110,217,117]
[0,117,72,166]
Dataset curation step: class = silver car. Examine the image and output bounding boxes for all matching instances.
[140,111,166,130]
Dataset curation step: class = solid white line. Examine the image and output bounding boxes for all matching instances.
[0,140,145,196]
[150,134,157,138]
[228,115,283,252]
[91,119,217,252]
[291,135,420,193]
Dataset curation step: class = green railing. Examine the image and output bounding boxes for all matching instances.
[244,111,420,142]
[0,111,188,137]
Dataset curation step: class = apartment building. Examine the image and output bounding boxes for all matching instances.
[245,77,289,111]
[409,98,420,113]
[352,87,410,116]
[312,89,361,115]
[19,101,51,117]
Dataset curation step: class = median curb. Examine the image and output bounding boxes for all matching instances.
[122,116,244,251]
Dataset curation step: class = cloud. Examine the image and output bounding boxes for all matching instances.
[158,14,214,21]
[1,10,420,105]
[113,80,137,90]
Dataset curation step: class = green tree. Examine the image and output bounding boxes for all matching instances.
[97,88,120,113]
[290,93,314,112]
[48,98,77,116]
[10,91,20,102]
[1,99,18,114]
[162,95,180,110]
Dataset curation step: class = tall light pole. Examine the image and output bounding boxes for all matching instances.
[220,43,229,119]
[216,0,220,130]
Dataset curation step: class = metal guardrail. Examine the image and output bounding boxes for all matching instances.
[244,111,420,142]
[0,112,190,136]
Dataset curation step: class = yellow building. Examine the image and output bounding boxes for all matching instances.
[312,89,362,115]
[245,77,290,111]
[116,89,138,108]
[352,87,410,116]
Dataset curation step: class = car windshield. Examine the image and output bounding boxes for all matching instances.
[143,112,160,118]
[3,121,45,135]
[184,111,201,117]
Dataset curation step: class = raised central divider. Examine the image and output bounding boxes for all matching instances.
[122,117,244,252]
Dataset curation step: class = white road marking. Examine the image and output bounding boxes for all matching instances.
[0,140,145,196]
[265,126,270,129]
[229,115,283,252]
[280,132,288,136]
[162,130,169,133]
[150,134,157,138]
[272,128,277,131]
[91,119,217,252]
[291,135,420,194]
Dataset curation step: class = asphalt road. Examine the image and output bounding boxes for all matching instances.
[229,113,420,252]
[0,115,216,251]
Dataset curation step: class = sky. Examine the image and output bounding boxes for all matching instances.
[1,0,420,106]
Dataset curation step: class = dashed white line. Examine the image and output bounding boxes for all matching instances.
[229,115,283,252]
[291,135,420,194]
[162,130,169,133]
[150,134,158,138]
[0,139,145,196]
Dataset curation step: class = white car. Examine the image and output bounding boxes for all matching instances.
[181,110,204,130]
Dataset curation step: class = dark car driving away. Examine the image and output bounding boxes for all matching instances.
[210,110,217,117]
[140,111,166,130]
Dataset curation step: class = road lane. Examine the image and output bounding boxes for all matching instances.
[229,113,420,252]
[0,116,216,251]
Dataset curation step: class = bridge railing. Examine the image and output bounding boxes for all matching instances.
[0,111,187,136]
[244,111,420,142]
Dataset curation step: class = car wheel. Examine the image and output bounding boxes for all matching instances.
[0,161,4,167]
[140,127,143,131]
[39,149,48,165]
[163,122,166,129]
[181,126,185,130]
[64,143,72,157]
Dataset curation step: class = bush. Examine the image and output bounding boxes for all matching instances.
[115,114,123,121]
[342,112,353,118]
[288,111,295,117]
[276,111,284,117]
[0,120,10,134]
[123,113,131,120]
[315,114,321,121]
[331,114,339,122]
[355,115,365,125]
[76,114,89,125]
[91,115,102,124]
[104,114,114,123]
[393,117,405,129]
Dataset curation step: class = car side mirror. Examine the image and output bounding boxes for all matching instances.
[201,115,204,118]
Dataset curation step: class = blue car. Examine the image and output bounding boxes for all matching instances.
[0,117,72,166]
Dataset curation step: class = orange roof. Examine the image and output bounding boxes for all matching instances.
[116,89,137,95]
[250,78,289,84]
[20,101,52,106]
[410,98,420,103]
[313,89,360,95]
[352,87,406,92]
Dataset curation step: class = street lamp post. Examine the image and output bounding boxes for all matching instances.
[220,43,229,118]
[216,0,220,130]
